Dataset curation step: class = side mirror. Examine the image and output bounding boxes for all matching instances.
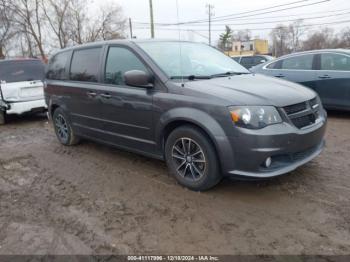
[124,70,153,88]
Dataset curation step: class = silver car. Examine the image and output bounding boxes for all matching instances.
[251,49,350,111]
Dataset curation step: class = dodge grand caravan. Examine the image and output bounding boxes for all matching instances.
[45,40,327,191]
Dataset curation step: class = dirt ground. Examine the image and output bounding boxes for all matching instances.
[0,112,349,255]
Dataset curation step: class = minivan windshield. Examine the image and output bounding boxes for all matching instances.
[137,41,250,79]
[0,60,45,83]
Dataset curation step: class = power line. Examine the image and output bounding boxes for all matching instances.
[147,10,350,28]
[134,18,350,32]
[133,8,350,25]
[191,0,310,24]
[205,0,331,23]
[134,0,329,26]
[162,0,310,25]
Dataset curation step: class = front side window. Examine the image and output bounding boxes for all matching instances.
[0,60,45,83]
[70,47,101,82]
[281,54,314,70]
[137,41,249,78]
[47,51,70,80]
[105,47,147,85]
[321,53,350,71]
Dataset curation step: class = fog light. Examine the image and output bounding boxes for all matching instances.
[265,157,272,168]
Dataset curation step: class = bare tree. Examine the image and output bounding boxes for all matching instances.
[4,0,46,59]
[89,2,126,41]
[289,19,305,52]
[41,0,71,48]
[270,25,291,57]
[0,0,14,58]
[232,29,251,41]
[302,27,338,50]
[1,0,126,57]
[68,0,126,45]
[338,27,350,48]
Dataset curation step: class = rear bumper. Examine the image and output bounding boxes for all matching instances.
[224,111,327,178]
[5,99,47,115]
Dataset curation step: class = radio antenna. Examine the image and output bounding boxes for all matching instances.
[176,0,184,87]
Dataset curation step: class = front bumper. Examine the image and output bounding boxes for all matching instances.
[225,112,327,178]
[5,99,47,115]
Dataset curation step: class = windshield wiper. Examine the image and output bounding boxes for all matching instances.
[170,75,212,80]
[210,71,250,78]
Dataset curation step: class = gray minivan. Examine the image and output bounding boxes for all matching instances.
[45,40,327,191]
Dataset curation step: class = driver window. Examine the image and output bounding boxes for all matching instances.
[105,47,148,85]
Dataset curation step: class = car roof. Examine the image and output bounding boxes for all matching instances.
[51,39,207,55]
[278,49,350,59]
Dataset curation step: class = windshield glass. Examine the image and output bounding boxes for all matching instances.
[137,41,250,78]
[0,60,45,83]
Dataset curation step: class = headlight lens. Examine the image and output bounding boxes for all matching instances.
[229,106,282,129]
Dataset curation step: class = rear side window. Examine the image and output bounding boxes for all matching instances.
[70,47,102,82]
[281,54,314,70]
[321,53,350,71]
[0,60,45,83]
[47,51,70,80]
[105,47,147,85]
[266,61,280,69]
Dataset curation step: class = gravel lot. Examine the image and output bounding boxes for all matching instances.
[0,112,349,255]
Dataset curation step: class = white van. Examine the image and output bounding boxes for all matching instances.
[0,59,47,124]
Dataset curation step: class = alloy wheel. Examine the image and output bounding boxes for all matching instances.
[54,114,69,142]
[171,137,206,181]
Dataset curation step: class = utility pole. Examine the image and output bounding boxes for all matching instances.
[206,4,214,46]
[149,0,155,38]
[129,18,133,38]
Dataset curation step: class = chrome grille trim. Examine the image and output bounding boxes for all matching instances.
[283,98,320,129]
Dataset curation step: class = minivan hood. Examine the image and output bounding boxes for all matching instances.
[183,74,316,107]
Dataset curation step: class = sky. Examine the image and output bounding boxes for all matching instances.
[96,0,350,44]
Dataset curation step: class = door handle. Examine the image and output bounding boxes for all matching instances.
[87,91,97,97]
[318,75,331,79]
[275,74,285,78]
[100,93,112,99]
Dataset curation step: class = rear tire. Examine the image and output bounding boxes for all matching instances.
[0,111,5,125]
[165,125,222,191]
[52,108,80,146]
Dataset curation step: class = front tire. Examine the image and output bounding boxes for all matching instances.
[52,108,80,146]
[0,110,5,125]
[165,125,222,191]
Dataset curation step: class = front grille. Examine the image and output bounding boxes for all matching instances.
[291,114,316,129]
[283,98,319,129]
[283,102,307,115]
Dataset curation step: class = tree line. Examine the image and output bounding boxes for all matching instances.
[0,0,127,60]
[218,20,350,57]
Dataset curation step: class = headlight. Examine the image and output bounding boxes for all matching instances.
[229,106,282,129]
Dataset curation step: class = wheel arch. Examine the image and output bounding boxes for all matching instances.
[157,108,235,174]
